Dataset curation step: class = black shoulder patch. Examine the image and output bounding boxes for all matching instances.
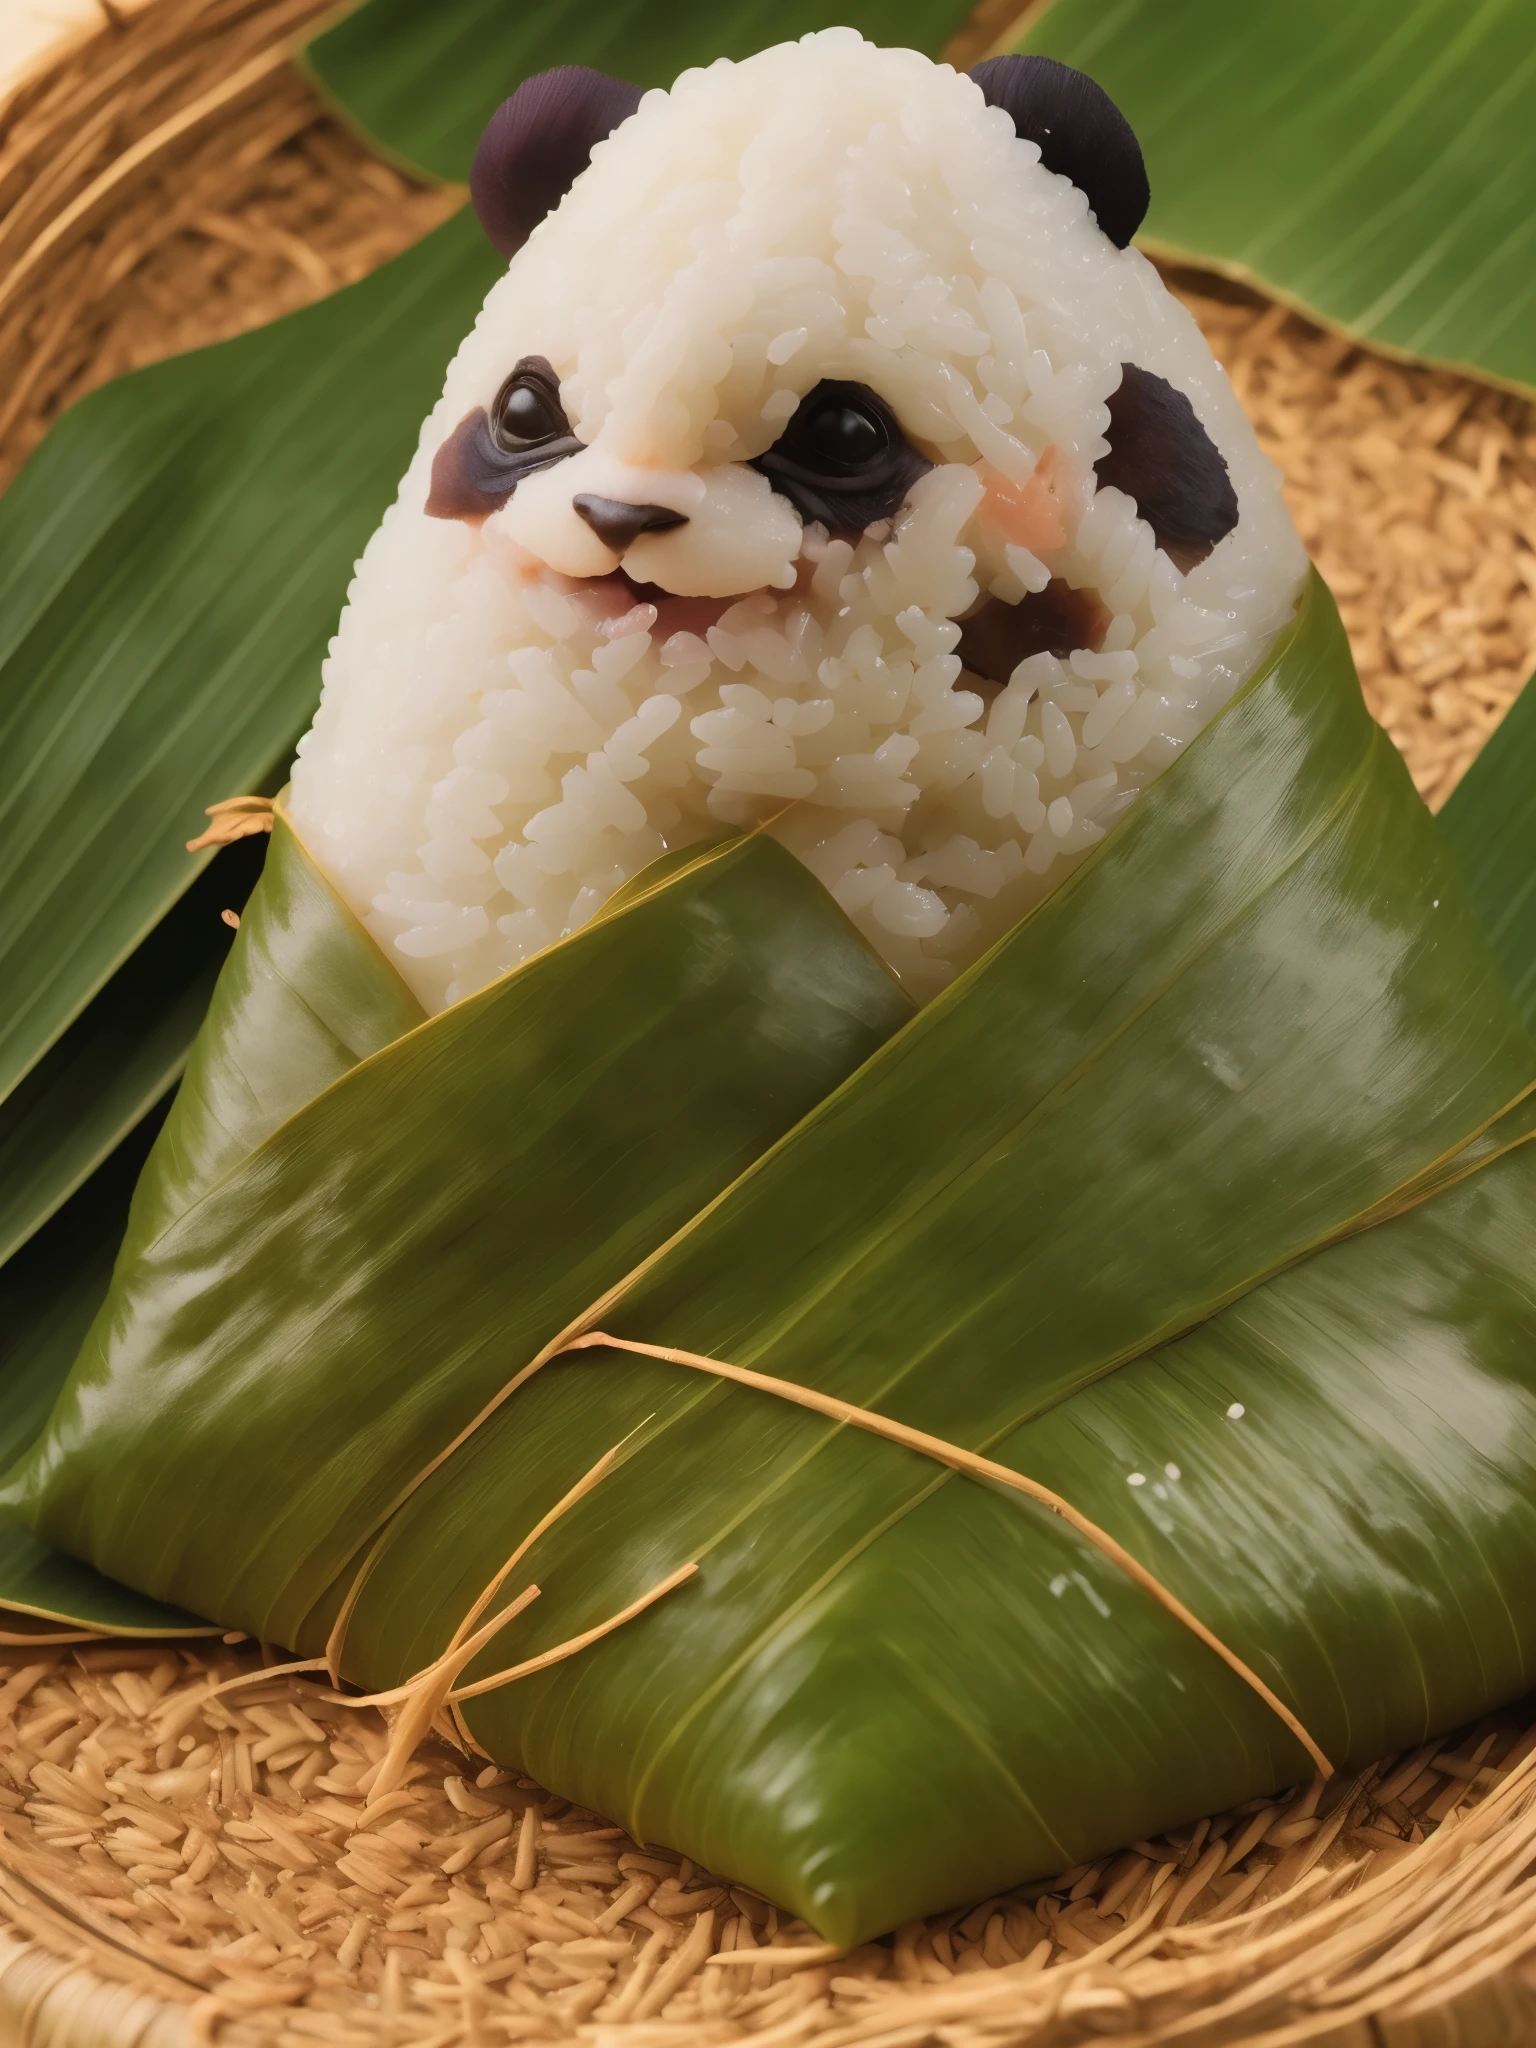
[471,67,644,258]
[1095,365,1238,571]
[957,581,1111,689]
[969,54,1149,250]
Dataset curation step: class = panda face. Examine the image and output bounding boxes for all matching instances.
[418,41,1245,628]
[430,358,936,601]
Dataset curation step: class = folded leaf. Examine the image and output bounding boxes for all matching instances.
[1,830,912,1640]
[346,1133,1536,1941]
[0,1111,218,1636]
[123,810,425,1258]
[6,575,1534,1936]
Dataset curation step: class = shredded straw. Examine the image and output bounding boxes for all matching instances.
[0,1640,1527,2043]
[186,796,276,854]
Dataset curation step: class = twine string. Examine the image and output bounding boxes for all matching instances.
[208,1435,696,1787]
[557,1331,1334,1777]
[186,793,275,853]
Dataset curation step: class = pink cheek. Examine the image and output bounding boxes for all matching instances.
[978,452,1067,555]
[480,523,543,583]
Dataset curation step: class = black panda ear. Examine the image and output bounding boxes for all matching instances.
[969,54,1148,250]
[470,67,644,258]
[1095,364,1238,571]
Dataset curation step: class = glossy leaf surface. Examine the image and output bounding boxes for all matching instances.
[1016,0,1536,397]
[0,835,271,1271]
[356,1137,1536,1939]
[122,812,425,1259]
[304,0,980,183]
[0,1110,217,1634]
[3,832,912,1640]
[8,581,1536,1938]
[1441,670,1536,1033]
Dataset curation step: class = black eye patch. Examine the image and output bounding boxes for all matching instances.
[425,355,584,522]
[750,380,932,533]
[1094,365,1238,572]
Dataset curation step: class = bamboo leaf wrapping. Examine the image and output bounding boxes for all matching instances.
[0,825,913,1631]
[1442,670,1536,1034]
[4,577,1535,1936]
[0,1123,216,1636]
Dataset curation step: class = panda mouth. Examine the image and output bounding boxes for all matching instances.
[611,567,670,604]
[581,566,737,641]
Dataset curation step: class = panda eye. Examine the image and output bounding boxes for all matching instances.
[751,379,931,533]
[490,364,572,451]
[784,393,888,474]
[426,354,584,524]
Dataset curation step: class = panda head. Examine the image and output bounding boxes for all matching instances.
[293,32,1302,1013]
[427,37,1237,633]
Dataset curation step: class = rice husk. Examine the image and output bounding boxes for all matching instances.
[3,0,1536,2037]
[0,1641,1530,2044]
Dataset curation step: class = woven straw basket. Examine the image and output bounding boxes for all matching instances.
[3,4,1536,2042]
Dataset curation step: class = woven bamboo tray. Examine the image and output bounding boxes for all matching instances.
[4,3,1536,2041]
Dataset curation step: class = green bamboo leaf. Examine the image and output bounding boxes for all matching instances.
[995,1139,1536,1798]
[0,830,912,1637]
[0,837,268,1270]
[0,211,502,1125]
[304,0,982,184]
[1014,0,1536,397]
[0,1112,217,1635]
[0,802,408,1631]
[347,1135,1536,1940]
[1440,671,1536,1031]
[122,812,424,1259]
[6,576,1534,1934]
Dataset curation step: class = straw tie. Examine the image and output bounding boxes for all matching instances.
[555,1330,1335,1778]
[186,794,276,853]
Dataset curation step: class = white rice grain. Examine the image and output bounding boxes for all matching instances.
[288,32,1305,1007]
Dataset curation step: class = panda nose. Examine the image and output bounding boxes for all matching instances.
[573,494,689,552]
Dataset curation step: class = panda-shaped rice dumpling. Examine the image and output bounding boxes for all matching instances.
[287,30,1306,1009]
